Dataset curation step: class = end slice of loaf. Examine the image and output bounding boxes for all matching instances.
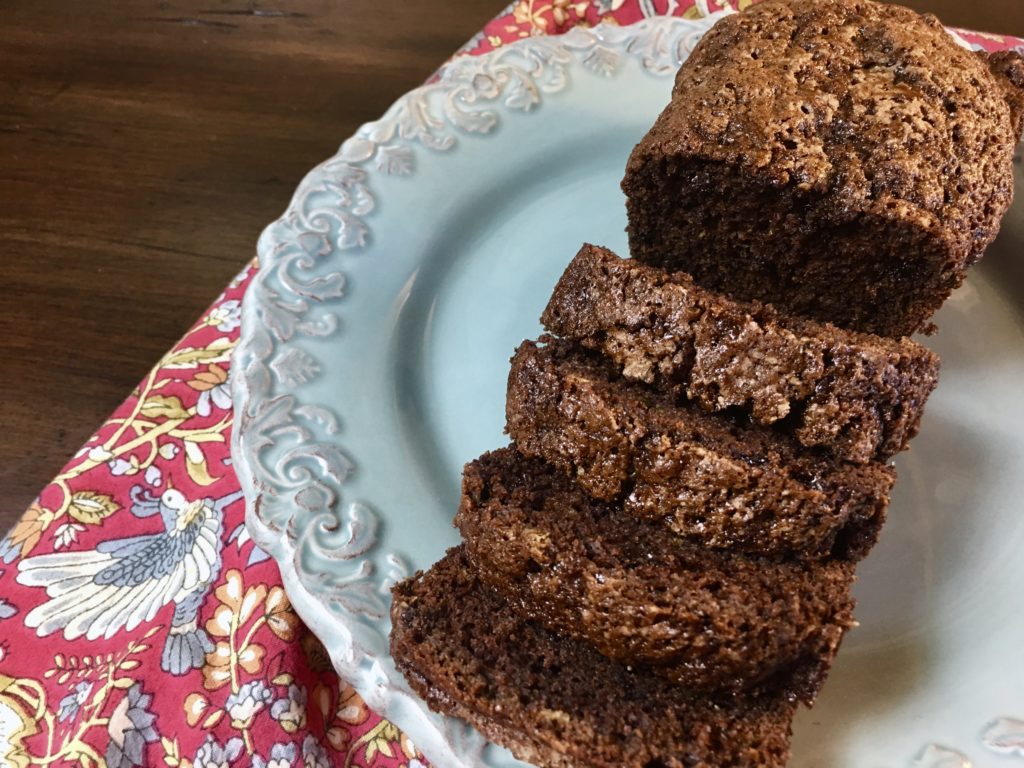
[621,0,1024,337]
[506,337,894,561]
[391,547,798,768]
[541,244,940,463]
[457,447,856,702]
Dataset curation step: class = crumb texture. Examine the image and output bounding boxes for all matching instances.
[542,244,940,462]
[391,548,798,768]
[457,447,856,701]
[506,336,894,560]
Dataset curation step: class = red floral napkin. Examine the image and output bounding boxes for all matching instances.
[1,3,1020,767]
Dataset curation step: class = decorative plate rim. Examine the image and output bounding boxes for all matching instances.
[230,13,726,767]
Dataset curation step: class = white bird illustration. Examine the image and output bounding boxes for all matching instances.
[17,484,242,675]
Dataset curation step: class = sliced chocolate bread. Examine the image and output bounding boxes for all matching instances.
[456,447,856,702]
[541,244,940,463]
[506,337,894,561]
[391,547,799,768]
[622,0,1024,337]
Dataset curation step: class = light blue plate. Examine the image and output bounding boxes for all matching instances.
[233,15,1024,768]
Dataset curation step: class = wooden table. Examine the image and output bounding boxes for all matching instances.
[3,0,1023,532]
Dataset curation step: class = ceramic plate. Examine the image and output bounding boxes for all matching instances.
[232,14,1024,768]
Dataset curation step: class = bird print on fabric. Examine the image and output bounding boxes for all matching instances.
[15,485,242,675]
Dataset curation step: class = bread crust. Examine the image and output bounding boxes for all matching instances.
[623,0,1024,336]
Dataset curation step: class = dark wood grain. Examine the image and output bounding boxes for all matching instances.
[2,0,1023,533]
[0,0,498,529]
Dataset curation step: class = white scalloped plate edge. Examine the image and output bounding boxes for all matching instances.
[232,13,733,768]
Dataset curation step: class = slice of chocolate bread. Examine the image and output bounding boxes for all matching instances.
[541,244,940,463]
[622,0,1024,337]
[456,447,856,702]
[506,337,894,561]
[391,548,799,768]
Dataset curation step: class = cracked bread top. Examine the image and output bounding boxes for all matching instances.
[647,0,1018,232]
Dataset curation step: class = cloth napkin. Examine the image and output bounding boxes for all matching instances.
[1,2,1020,767]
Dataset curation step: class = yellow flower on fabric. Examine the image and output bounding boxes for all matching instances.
[325,726,350,752]
[336,682,369,726]
[206,602,235,640]
[206,570,266,636]
[265,587,300,642]
[400,732,419,760]
[553,0,573,26]
[188,363,232,418]
[4,502,54,559]
[236,643,265,674]
[223,574,252,611]
[201,640,266,691]
[202,643,234,690]
[188,363,228,392]
[512,0,548,30]
[184,692,212,727]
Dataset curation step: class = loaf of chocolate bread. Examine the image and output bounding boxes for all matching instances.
[542,244,940,463]
[622,0,1024,337]
[457,447,856,702]
[506,337,894,560]
[391,548,799,768]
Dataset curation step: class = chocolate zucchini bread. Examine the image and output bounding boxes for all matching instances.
[506,337,894,561]
[391,548,799,768]
[622,0,1024,337]
[456,447,856,702]
[542,244,940,463]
